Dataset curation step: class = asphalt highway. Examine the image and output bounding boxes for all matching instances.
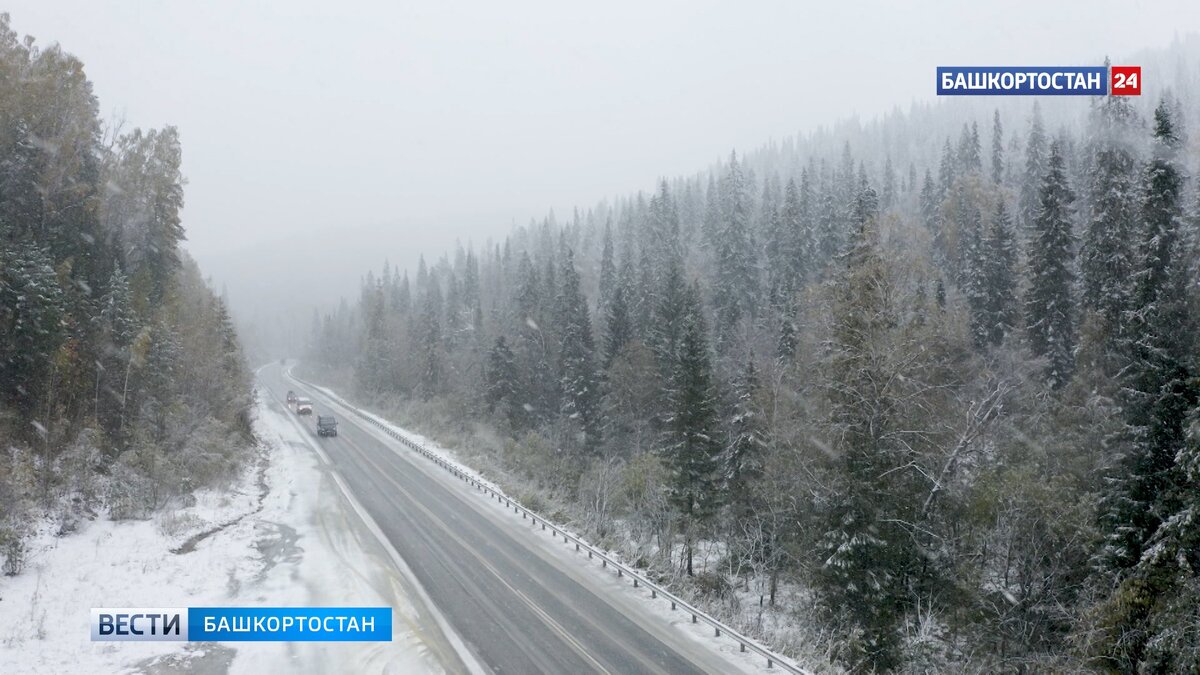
[259,363,738,675]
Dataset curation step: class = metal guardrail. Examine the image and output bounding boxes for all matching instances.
[288,370,810,674]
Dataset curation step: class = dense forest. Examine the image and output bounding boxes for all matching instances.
[308,51,1200,671]
[0,15,252,575]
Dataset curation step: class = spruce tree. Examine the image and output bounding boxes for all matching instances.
[486,336,525,430]
[991,109,1005,184]
[962,203,990,349]
[724,359,767,521]
[713,151,757,351]
[1094,98,1200,672]
[598,220,617,316]
[981,200,1018,346]
[556,248,601,450]
[1024,140,1076,389]
[662,282,722,576]
[1080,94,1139,326]
[778,177,805,297]
[958,121,982,173]
[938,139,956,200]
[1020,102,1048,235]
[603,281,632,368]
[1101,100,1197,571]
[919,169,939,233]
[882,156,896,209]
[816,215,917,671]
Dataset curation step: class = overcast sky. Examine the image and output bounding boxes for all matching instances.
[4,0,1197,340]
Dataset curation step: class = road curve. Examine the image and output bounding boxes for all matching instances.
[259,363,741,675]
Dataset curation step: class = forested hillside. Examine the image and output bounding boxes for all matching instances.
[308,45,1200,671]
[0,15,252,575]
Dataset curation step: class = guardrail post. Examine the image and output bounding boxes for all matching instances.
[617,569,622,578]
[651,590,656,598]
[692,614,697,623]
[715,627,720,637]
[767,658,773,668]
[633,578,638,587]
[588,551,592,559]
[740,644,745,653]
[671,601,675,610]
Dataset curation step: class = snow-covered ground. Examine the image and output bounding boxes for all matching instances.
[0,393,455,674]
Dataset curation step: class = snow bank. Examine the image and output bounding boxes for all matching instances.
[0,393,448,674]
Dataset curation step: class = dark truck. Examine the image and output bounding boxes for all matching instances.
[316,415,338,437]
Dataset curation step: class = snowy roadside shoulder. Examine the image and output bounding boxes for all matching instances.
[0,392,449,675]
[0,435,265,673]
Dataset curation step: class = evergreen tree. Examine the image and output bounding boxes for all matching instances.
[603,280,632,368]
[852,176,879,227]
[816,216,918,671]
[762,175,788,306]
[919,169,939,233]
[1101,100,1197,574]
[962,203,989,349]
[1024,140,1076,388]
[416,271,444,398]
[778,177,805,297]
[556,248,601,450]
[1020,102,1048,234]
[724,359,767,520]
[712,151,757,351]
[797,167,818,278]
[486,336,525,430]
[1093,98,1200,672]
[777,302,797,361]
[991,109,1005,184]
[881,156,896,209]
[702,173,721,250]
[938,139,956,200]
[0,243,68,417]
[598,220,617,315]
[981,200,1018,346]
[958,121,982,173]
[662,281,722,576]
[1080,94,1139,326]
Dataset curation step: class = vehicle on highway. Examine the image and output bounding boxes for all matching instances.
[316,415,338,437]
[286,390,297,405]
[295,397,313,415]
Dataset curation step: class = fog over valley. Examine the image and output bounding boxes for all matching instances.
[5,1,1197,357]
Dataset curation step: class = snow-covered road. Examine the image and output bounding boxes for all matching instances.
[0,388,464,674]
[266,363,765,675]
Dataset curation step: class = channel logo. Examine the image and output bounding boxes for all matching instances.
[91,607,392,642]
[937,66,1141,96]
[91,608,188,642]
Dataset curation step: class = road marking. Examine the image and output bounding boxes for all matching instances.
[259,377,489,675]
[284,369,734,675]
[336,430,620,675]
